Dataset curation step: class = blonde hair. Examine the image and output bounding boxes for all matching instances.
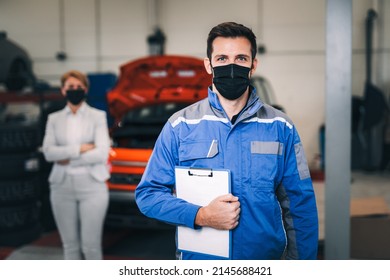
[61,70,89,89]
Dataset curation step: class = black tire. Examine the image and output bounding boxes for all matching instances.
[0,175,41,206]
[0,152,41,179]
[40,192,57,232]
[0,222,41,247]
[0,201,41,233]
[5,59,30,91]
[41,99,66,116]
[0,124,41,153]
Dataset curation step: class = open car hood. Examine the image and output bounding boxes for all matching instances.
[107,55,211,120]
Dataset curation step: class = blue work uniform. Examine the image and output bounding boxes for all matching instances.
[135,87,319,260]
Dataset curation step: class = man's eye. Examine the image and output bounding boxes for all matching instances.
[216,57,226,61]
[237,57,248,62]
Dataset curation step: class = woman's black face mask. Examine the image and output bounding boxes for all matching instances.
[212,63,251,100]
[66,89,86,105]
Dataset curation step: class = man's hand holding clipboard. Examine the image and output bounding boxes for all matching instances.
[195,193,240,230]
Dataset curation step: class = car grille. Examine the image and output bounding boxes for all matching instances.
[109,173,143,185]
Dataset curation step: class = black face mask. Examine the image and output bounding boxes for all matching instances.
[212,64,251,100]
[65,89,86,105]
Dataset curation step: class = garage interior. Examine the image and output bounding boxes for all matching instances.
[1,0,390,260]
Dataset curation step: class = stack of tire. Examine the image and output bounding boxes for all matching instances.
[0,116,42,246]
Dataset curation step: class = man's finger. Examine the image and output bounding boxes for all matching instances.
[219,194,239,202]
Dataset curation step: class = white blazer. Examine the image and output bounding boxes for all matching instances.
[42,104,110,184]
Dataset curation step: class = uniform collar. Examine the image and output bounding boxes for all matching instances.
[65,102,88,115]
[208,85,263,116]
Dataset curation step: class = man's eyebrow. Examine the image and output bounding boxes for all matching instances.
[236,54,250,58]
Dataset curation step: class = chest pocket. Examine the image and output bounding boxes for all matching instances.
[250,141,283,187]
[178,139,220,167]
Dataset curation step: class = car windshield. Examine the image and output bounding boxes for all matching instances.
[112,102,191,149]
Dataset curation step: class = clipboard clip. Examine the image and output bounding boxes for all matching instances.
[188,168,213,177]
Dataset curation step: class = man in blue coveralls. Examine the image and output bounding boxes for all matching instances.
[135,22,318,260]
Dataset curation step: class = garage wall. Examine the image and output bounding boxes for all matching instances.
[0,0,389,165]
[258,0,326,165]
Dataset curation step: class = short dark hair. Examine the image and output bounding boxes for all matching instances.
[207,22,257,61]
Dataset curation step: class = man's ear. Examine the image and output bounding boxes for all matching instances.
[250,58,258,76]
[250,58,258,75]
[204,57,213,74]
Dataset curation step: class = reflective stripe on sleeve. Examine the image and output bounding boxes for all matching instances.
[294,143,310,180]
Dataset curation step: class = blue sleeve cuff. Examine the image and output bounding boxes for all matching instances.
[185,204,202,229]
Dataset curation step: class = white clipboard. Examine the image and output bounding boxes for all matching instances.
[174,166,231,259]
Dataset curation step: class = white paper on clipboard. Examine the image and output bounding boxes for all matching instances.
[175,166,231,259]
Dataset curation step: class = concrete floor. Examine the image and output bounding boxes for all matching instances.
[3,228,176,260]
[2,170,389,260]
[314,170,390,241]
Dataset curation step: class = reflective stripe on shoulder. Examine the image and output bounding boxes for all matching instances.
[243,117,293,129]
[170,115,229,128]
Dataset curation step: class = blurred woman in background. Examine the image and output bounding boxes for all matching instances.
[42,70,110,260]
